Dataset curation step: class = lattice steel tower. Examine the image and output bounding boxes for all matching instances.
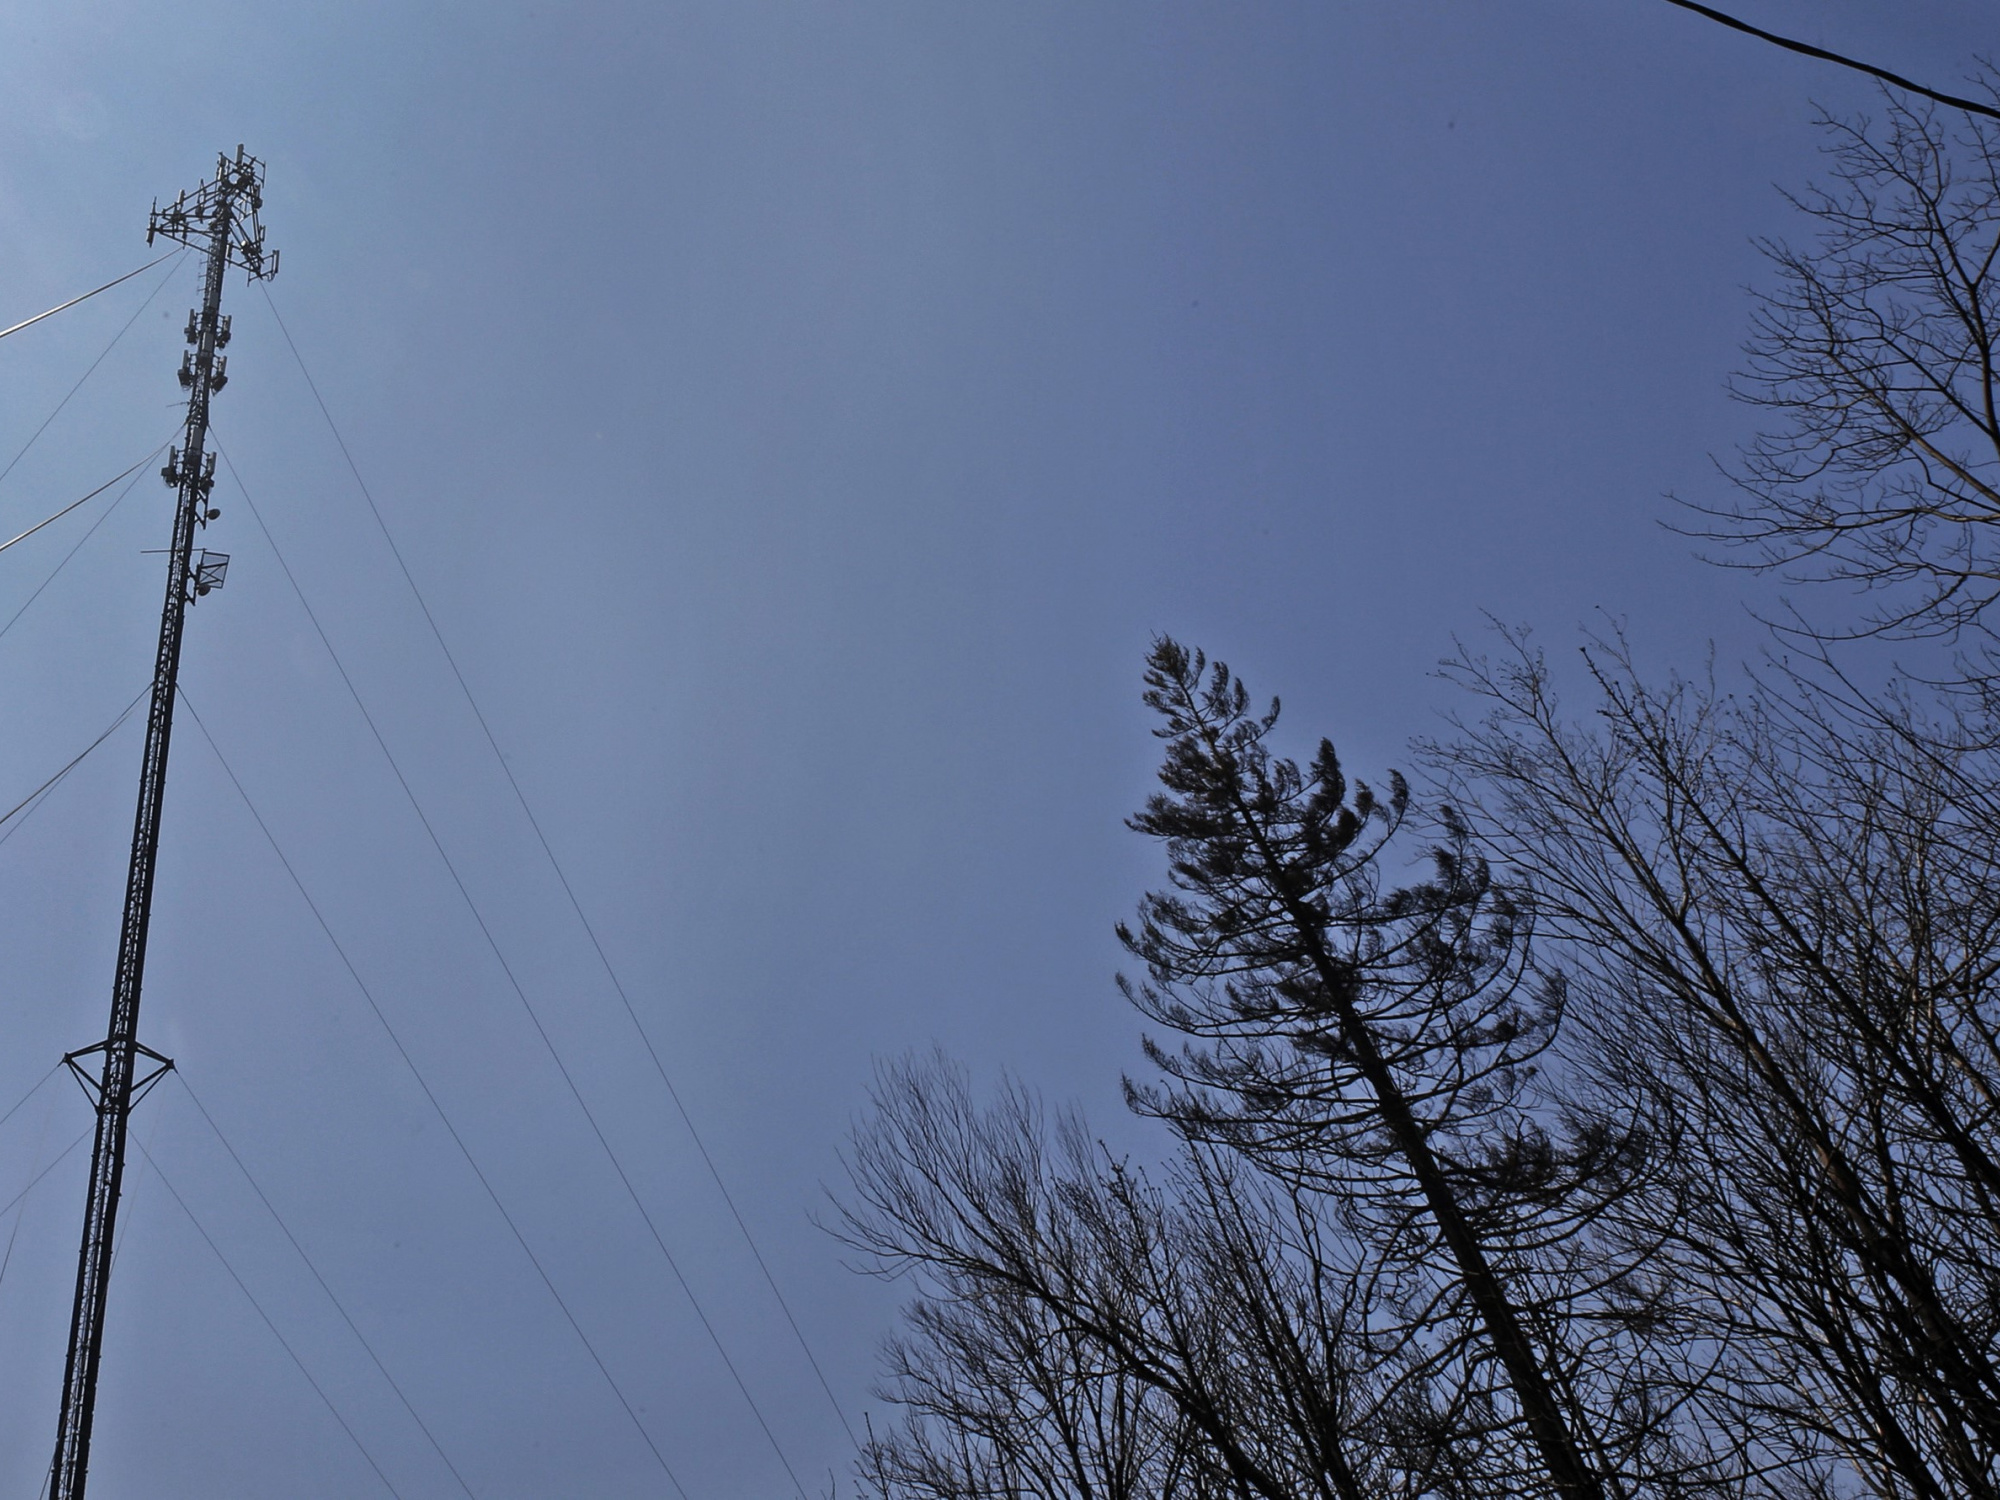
[50,147,275,1500]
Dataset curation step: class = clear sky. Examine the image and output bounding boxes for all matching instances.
[0,3,1988,1496]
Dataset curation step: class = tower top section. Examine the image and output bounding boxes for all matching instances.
[146,145,277,281]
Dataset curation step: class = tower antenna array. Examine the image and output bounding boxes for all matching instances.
[49,146,275,1500]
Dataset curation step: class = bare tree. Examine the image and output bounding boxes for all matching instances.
[856,1273,1209,1500]
[1433,631,2000,1500]
[837,1054,1481,1500]
[1690,88,2000,644]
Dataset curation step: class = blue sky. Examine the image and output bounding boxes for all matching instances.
[0,3,1988,1496]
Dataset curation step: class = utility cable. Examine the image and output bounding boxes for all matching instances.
[0,448,165,559]
[0,688,147,835]
[175,1071,482,1500]
[0,448,154,648]
[213,439,813,1500]
[130,1131,406,1500]
[1658,0,2000,122]
[0,251,186,493]
[175,691,693,1500]
[262,280,860,1449]
[0,251,179,344]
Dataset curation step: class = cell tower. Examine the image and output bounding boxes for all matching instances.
[49,147,275,1500]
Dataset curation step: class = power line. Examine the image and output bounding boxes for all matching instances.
[1657,0,2000,123]
[212,439,814,1500]
[0,252,179,345]
[261,279,861,1449]
[175,690,694,1500]
[175,1072,482,1500]
[129,1131,406,1500]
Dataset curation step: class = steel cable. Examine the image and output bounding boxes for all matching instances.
[0,449,165,559]
[176,690,694,1500]
[0,689,147,836]
[0,1131,91,1235]
[175,1071,483,1500]
[214,438,812,1499]
[130,1131,406,1499]
[0,252,186,496]
[0,252,179,345]
[0,1064,60,1137]
[0,450,160,648]
[0,1086,59,1294]
[262,279,860,1449]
